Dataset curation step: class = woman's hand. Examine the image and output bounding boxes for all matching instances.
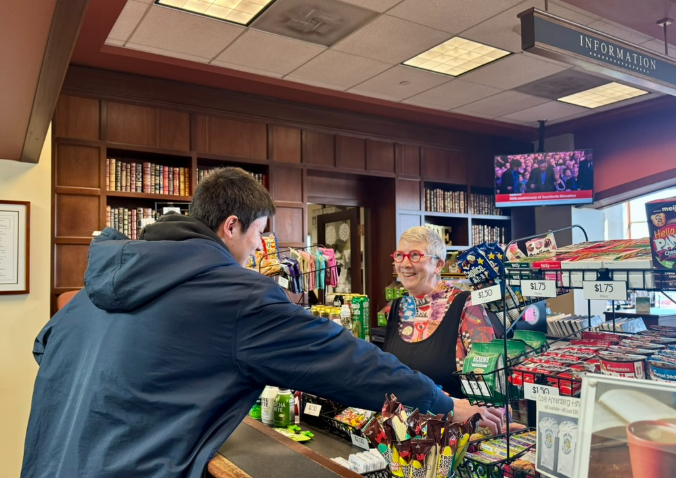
[452,399,504,436]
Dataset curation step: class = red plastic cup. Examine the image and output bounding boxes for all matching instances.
[627,420,676,478]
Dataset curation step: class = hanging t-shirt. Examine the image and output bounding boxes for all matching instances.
[557,421,578,478]
[538,417,559,471]
[397,281,496,369]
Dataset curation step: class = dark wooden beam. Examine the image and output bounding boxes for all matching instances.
[21,0,91,163]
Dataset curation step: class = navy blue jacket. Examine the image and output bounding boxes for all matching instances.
[21,215,454,478]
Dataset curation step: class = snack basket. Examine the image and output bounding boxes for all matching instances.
[320,407,372,443]
[456,428,537,478]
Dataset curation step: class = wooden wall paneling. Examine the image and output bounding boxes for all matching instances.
[55,244,90,288]
[193,114,208,152]
[336,135,366,170]
[306,172,365,203]
[56,194,100,237]
[274,206,304,244]
[466,152,495,189]
[205,116,267,159]
[302,131,335,166]
[366,139,394,173]
[395,144,420,177]
[269,125,301,163]
[55,95,100,140]
[55,143,101,188]
[421,147,467,183]
[396,179,421,211]
[107,102,158,147]
[271,166,303,203]
[159,109,190,151]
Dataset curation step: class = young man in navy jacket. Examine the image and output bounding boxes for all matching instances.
[21,167,502,478]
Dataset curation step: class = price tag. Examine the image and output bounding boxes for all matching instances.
[304,402,322,417]
[350,433,370,450]
[471,284,502,306]
[461,379,491,398]
[278,276,289,289]
[521,280,557,298]
[583,281,627,301]
[524,384,560,401]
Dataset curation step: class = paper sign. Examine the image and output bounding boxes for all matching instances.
[536,395,581,478]
[525,384,560,401]
[583,281,627,301]
[471,284,502,305]
[522,280,557,298]
[278,276,289,289]
[351,433,370,450]
[304,403,322,417]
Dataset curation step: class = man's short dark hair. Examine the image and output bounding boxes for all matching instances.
[537,159,547,166]
[510,159,522,168]
[190,167,276,232]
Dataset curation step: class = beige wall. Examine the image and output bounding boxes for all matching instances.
[0,127,51,477]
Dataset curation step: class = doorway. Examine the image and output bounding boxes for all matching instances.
[308,204,368,298]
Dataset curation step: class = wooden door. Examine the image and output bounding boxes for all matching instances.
[317,208,362,294]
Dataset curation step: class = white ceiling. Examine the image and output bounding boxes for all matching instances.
[105,0,673,126]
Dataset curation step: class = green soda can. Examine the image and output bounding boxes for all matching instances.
[361,295,370,342]
[351,295,371,342]
[273,389,294,428]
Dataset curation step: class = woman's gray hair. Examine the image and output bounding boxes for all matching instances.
[400,226,446,261]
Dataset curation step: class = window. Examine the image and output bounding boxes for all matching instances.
[625,187,676,239]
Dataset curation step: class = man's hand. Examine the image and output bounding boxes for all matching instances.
[452,399,504,436]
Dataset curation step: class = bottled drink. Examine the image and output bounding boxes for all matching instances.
[273,388,294,428]
[261,386,279,426]
[340,304,352,330]
[249,397,262,420]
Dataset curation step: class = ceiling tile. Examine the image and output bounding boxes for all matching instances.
[129,5,245,59]
[125,42,211,63]
[108,1,150,42]
[284,75,348,91]
[105,39,126,46]
[462,0,600,53]
[460,53,569,89]
[213,30,325,75]
[500,100,587,123]
[332,15,450,64]
[402,79,502,109]
[337,0,405,13]
[587,20,654,46]
[133,0,154,3]
[387,0,525,34]
[287,50,393,89]
[210,60,285,78]
[251,0,377,47]
[641,39,676,59]
[452,90,550,118]
[348,65,453,101]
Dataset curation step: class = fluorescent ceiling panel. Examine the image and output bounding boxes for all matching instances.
[403,37,509,77]
[156,0,274,26]
[557,82,648,109]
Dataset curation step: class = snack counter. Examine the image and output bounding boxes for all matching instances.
[207,417,373,478]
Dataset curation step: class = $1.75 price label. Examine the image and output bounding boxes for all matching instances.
[583,281,627,301]
[471,284,502,305]
[524,384,559,401]
[521,279,557,298]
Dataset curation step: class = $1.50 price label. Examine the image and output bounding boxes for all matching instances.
[521,279,557,298]
[471,284,502,306]
[350,433,370,450]
[524,384,559,401]
[303,403,322,417]
[583,281,627,301]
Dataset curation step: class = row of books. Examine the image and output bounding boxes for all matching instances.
[547,313,646,337]
[424,188,467,214]
[470,193,503,216]
[106,159,190,196]
[106,206,159,241]
[471,224,506,245]
[197,167,267,188]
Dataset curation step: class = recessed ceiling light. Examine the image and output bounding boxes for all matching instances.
[156,0,275,26]
[557,82,649,109]
[403,37,510,77]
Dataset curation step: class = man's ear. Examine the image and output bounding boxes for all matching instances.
[219,215,239,240]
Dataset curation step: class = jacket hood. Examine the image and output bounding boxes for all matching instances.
[85,215,235,312]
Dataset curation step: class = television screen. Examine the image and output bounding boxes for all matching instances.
[494,149,593,208]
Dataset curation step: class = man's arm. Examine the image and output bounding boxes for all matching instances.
[234,278,455,415]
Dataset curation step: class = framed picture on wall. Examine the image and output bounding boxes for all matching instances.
[0,200,30,294]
